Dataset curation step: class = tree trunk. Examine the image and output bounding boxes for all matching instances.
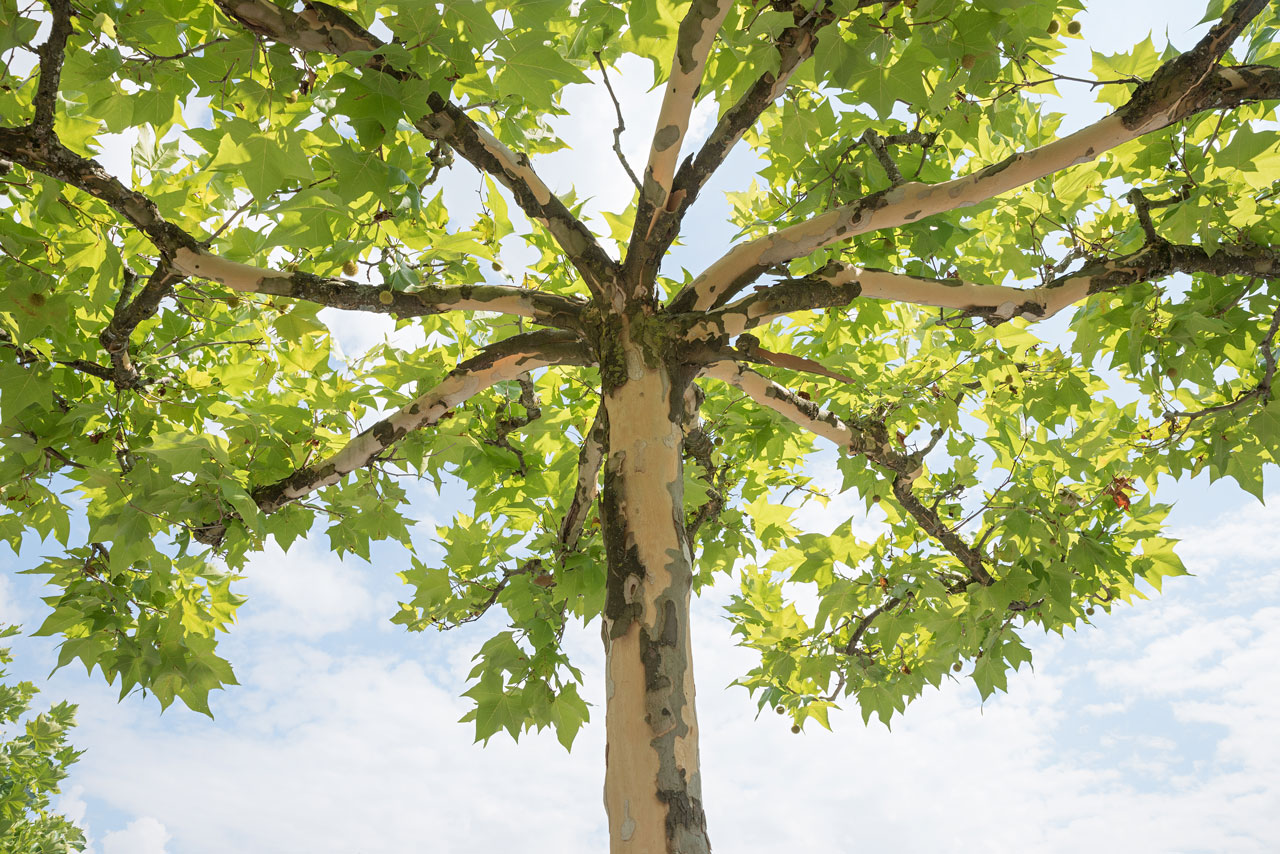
[599,321,709,853]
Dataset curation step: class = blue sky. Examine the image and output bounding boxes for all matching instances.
[3,1,1279,851]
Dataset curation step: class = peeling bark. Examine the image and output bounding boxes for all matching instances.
[600,323,708,854]
[677,60,1280,311]
[637,0,734,219]
[681,241,1280,342]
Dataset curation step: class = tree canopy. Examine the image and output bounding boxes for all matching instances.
[1,0,1278,849]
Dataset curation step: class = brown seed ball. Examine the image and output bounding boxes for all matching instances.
[1067,20,1081,34]
[790,724,801,734]
[775,705,785,715]
[872,495,881,503]
[960,54,976,69]
[342,260,358,276]
[952,662,962,672]
[1086,606,1096,616]
[1047,20,1060,34]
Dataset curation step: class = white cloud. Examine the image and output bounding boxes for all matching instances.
[322,308,430,364]
[237,541,378,639]
[101,817,170,854]
[0,572,24,625]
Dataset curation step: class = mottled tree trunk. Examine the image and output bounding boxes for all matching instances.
[599,320,709,853]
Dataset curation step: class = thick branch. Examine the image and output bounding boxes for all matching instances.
[676,49,1280,312]
[557,405,606,555]
[195,330,593,544]
[0,329,114,383]
[702,359,992,583]
[0,128,585,380]
[31,0,76,136]
[172,249,587,332]
[633,0,735,233]
[648,0,898,283]
[700,360,875,452]
[0,130,199,256]
[213,0,618,300]
[682,241,1280,342]
[632,19,822,289]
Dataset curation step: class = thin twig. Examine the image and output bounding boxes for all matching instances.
[1167,302,1280,422]
[593,52,642,192]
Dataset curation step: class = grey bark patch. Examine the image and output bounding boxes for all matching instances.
[371,420,397,447]
[654,124,682,152]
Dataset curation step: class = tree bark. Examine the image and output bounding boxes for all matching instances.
[599,322,709,853]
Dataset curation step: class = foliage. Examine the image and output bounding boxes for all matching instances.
[0,0,1277,758]
[0,627,86,854]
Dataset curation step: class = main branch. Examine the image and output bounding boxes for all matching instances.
[675,1,1279,311]
[173,249,588,332]
[195,330,593,544]
[212,0,618,299]
[702,358,992,584]
[631,0,735,249]
[682,241,1280,341]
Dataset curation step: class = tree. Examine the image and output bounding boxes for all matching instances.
[0,626,86,854]
[1,0,1278,849]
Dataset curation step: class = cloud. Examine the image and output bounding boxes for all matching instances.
[236,541,379,640]
[101,817,170,854]
[0,571,25,626]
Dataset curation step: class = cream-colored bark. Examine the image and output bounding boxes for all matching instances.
[270,345,568,508]
[601,332,705,853]
[703,360,860,449]
[687,115,1141,309]
[644,0,735,210]
[682,264,1094,340]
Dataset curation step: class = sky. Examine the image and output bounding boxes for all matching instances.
[4,1,1280,852]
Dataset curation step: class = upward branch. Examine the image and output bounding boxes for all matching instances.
[31,0,75,137]
[212,0,619,300]
[632,0,734,236]
[640,0,895,281]
[674,0,1280,311]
